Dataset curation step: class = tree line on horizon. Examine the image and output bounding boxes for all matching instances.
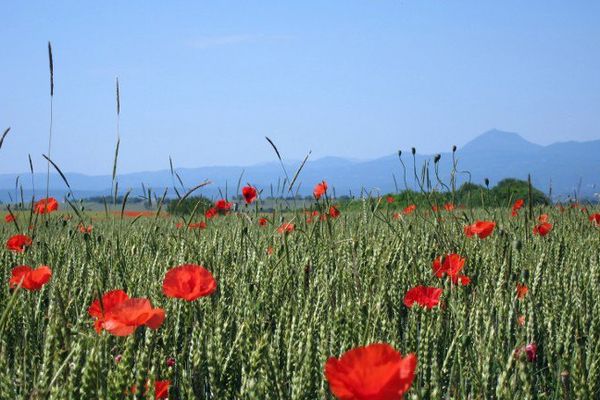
[166,178,551,215]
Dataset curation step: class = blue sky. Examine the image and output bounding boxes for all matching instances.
[1,1,599,175]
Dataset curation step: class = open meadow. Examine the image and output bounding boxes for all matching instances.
[2,196,600,399]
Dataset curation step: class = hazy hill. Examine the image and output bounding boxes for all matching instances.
[1,130,599,202]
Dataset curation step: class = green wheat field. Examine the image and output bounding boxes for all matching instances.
[1,199,600,399]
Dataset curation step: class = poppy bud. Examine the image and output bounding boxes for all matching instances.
[398,150,402,157]
[434,154,441,163]
[452,145,457,152]
[115,354,122,364]
[166,357,176,368]
[411,147,416,155]
[484,178,490,188]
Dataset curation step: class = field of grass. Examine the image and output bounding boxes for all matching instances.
[1,200,600,399]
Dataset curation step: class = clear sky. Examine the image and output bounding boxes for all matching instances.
[1,1,599,175]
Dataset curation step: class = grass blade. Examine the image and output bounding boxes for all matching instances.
[265,136,289,181]
[0,127,10,150]
[288,150,311,192]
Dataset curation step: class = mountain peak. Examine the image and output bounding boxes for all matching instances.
[461,129,541,153]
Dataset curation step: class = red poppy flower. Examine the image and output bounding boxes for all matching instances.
[188,222,207,230]
[533,222,552,237]
[444,203,455,212]
[313,181,328,200]
[88,289,130,333]
[278,222,295,234]
[88,290,164,336]
[511,199,524,216]
[128,379,171,399]
[175,222,184,229]
[515,343,537,362]
[386,196,395,204]
[329,205,341,218]
[538,214,549,223]
[266,246,274,255]
[4,214,14,223]
[454,275,471,286]
[162,264,217,301]
[517,315,526,326]
[403,286,443,309]
[516,283,528,300]
[205,207,218,219]
[215,199,232,213]
[403,204,416,215]
[432,254,469,286]
[258,217,269,226]
[34,197,59,214]
[392,212,400,220]
[325,343,417,400]
[9,265,52,291]
[432,254,465,278]
[242,186,258,204]
[101,298,164,336]
[155,380,170,399]
[6,234,32,253]
[590,213,600,226]
[431,205,439,212]
[464,221,496,239]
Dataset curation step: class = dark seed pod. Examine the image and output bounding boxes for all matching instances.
[411,147,416,155]
[452,145,457,152]
[434,154,441,163]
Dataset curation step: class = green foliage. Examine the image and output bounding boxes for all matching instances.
[166,196,213,216]
[493,178,550,206]
[0,203,598,398]
[345,178,550,211]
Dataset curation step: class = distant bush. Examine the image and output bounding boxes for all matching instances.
[167,196,213,216]
[491,178,550,206]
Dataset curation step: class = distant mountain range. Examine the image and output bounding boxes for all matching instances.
[1,129,599,202]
